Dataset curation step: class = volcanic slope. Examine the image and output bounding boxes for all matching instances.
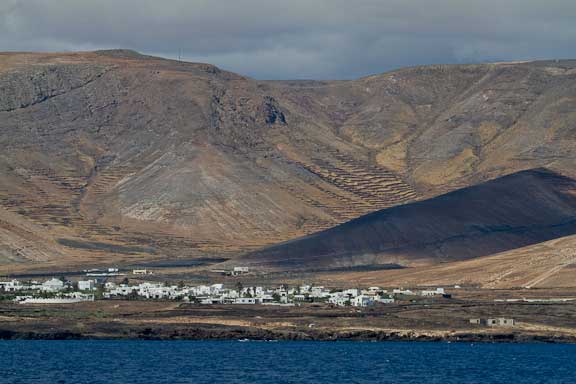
[325,234,576,289]
[240,169,576,270]
[2,50,576,268]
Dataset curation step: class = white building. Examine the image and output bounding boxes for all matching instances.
[136,283,181,299]
[229,266,249,276]
[310,286,330,298]
[234,297,259,304]
[105,282,117,290]
[132,269,152,275]
[375,296,395,304]
[78,280,96,291]
[17,292,95,304]
[41,278,65,292]
[210,284,224,294]
[393,289,414,295]
[345,288,361,297]
[1,280,24,292]
[191,285,211,296]
[487,318,515,327]
[105,285,135,297]
[328,293,350,306]
[299,285,311,294]
[421,288,445,296]
[352,295,374,307]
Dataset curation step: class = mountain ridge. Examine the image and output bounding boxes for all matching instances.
[1,50,576,272]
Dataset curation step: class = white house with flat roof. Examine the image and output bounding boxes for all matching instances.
[487,318,515,327]
[421,288,445,296]
[41,278,65,292]
[234,297,259,304]
[328,293,350,306]
[78,280,96,291]
[1,280,24,292]
[375,296,395,304]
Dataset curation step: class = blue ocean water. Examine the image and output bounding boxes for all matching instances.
[0,340,574,384]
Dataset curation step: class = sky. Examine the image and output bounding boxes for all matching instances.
[1,0,575,79]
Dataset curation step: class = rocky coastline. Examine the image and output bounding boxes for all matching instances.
[1,327,574,344]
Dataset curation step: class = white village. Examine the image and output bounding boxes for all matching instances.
[1,267,528,329]
[1,266,451,308]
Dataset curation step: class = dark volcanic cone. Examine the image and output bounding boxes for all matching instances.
[241,169,576,270]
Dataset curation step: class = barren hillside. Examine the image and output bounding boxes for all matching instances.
[324,234,576,289]
[1,50,576,270]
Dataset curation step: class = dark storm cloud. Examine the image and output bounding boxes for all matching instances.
[1,0,575,79]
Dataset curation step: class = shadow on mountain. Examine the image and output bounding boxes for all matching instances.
[241,168,576,270]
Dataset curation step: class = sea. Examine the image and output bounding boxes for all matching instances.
[0,340,574,384]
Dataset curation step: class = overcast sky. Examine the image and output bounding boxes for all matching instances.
[1,0,575,79]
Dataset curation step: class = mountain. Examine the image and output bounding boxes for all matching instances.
[324,233,576,289]
[1,50,576,269]
[240,169,576,270]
